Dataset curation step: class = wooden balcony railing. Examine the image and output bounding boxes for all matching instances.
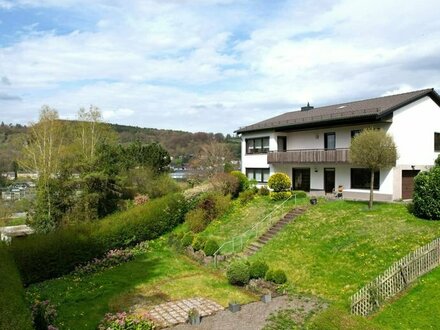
[267,148,350,164]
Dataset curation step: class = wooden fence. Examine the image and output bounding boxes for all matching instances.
[350,237,440,316]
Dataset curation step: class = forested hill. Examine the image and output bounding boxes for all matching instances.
[110,124,240,161]
[0,122,240,173]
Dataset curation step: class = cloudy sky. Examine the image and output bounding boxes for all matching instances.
[0,0,439,133]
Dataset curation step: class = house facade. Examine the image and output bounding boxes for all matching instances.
[236,88,440,201]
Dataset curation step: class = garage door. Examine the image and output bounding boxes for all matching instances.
[402,170,420,199]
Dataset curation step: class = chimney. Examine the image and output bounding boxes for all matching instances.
[301,102,314,111]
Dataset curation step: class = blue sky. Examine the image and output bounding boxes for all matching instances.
[0,0,439,133]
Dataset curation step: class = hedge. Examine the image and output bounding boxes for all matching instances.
[0,245,33,330]
[10,193,187,285]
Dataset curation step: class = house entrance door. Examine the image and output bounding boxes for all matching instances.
[292,168,310,192]
[324,168,335,193]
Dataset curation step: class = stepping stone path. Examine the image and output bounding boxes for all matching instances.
[243,206,307,257]
[145,297,223,328]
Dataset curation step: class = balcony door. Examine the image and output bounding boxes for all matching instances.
[324,168,335,193]
[292,168,310,192]
[277,136,287,151]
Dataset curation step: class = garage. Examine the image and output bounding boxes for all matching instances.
[401,170,420,199]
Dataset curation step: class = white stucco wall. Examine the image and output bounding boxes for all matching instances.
[387,96,440,166]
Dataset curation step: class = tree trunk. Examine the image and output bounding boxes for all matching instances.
[369,169,375,210]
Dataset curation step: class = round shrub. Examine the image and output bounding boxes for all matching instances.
[413,166,440,220]
[239,189,256,205]
[181,233,195,248]
[259,186,270,196]
[226,260,250,285]
[266,269,287,284]
[268,173,291,192]
[249,260,269,279]
[270,191,292,201]
[203,239,220,256]
[192,236,207,251]
[291,190,307,198]
[185,208,208,233]
[231,171,249,193]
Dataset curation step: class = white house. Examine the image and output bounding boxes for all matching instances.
[236,88,440,201]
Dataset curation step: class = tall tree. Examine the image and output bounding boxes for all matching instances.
[349,128,398,209]
[20,106,66,231]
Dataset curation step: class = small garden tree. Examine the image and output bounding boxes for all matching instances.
[268,173,291,192]
[350,128,397,209]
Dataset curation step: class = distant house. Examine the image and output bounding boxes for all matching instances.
[1,182,35,201]
[236,88,440,201]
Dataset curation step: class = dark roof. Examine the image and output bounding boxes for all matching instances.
[236,88,440,133]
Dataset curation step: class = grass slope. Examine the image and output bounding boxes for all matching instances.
[372,266,440,329]
[27,239,256,330]
[196,195,307,254]
[251,200,440,305]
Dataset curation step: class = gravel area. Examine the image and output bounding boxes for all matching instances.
[166,295,324,330]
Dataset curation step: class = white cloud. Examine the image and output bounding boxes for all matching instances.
[1,0,440,133]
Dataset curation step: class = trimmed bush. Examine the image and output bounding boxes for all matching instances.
[226,260,250,285]
[239,189,256,205]
[413,166,440,220]
[0,245,33,330]
[266,269,287,284]
[231,171,249,194]
[268,173,291,192]
[10,193,188,285]
[291,190,307,198]
[181,232,195,248]
[185,208,208,233]
[259,186,270,196]
[249,260,269,279]
[270,191,292,201]
[203,239,219,256]
[192,236,207,251]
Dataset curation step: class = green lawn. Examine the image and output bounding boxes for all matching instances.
[372,266,440,329]
[196,195,307,254]
[251,200,440,306]
[27,239,256,330]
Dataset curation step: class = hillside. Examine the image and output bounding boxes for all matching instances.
[0,122,240,173]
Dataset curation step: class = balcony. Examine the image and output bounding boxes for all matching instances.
[267,148,350,164]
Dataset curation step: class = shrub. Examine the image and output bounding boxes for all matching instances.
[291,190,307,198]
[185,208,208,233]
[31,300,58,330]
[239,189,256,205]
[259,186,270,196]
[266,269,287,284]
[203,239,219,256]
[98,312,154,330]
[226,260,250,285]
[210,172,239,196]
[249,260,269,279]
[413,166,440,220]
[197,192,230,221]
[192,236,207,251]
[181,233,195,248]
[10,193,188,285]
[268,173,291,192]
[231,171,249,194]
[270,191,292,201]
[0,245,33,330]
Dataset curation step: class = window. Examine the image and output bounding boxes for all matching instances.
[246,168,270,183]
[351,168,380,190]
[277,136,287,152]
[246,137,270,154]
[351,129,362,138]
[324,132,336,149]
[435,133,440,152]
